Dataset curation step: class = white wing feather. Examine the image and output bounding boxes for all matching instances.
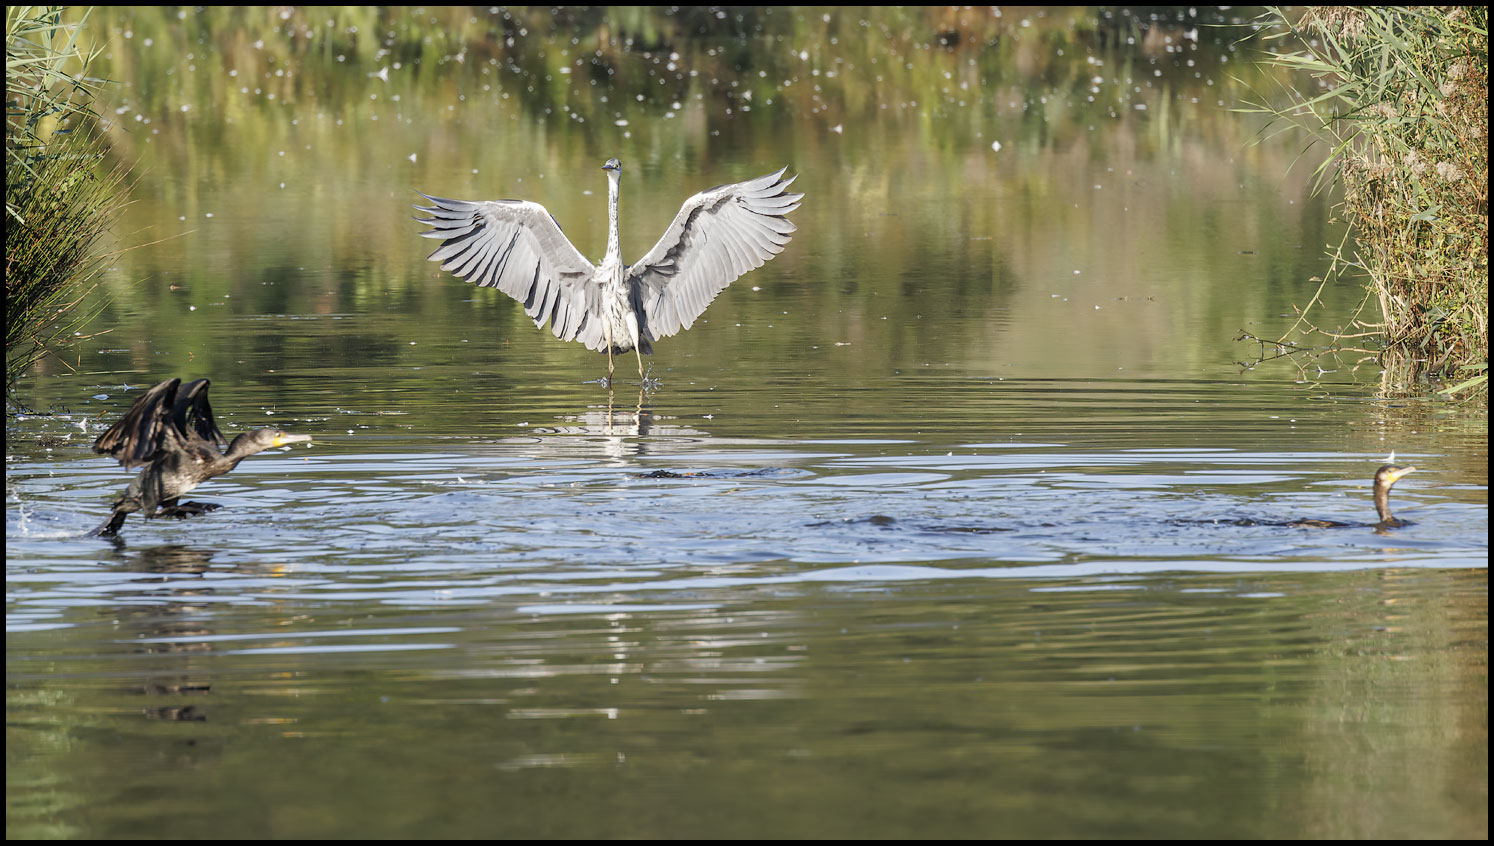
[629,169,802,339]
[414,194,602,344]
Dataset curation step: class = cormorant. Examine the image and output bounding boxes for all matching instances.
[89,378,311,536]
[1289,464,1417,530]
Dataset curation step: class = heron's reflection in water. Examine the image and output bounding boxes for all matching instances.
[516,387,713,465]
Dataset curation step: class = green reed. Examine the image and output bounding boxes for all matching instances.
[6,6,130,391]
[1244,6,1488,398]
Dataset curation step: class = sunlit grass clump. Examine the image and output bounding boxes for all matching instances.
[6,6,127,391]
[1249,6,1488,397]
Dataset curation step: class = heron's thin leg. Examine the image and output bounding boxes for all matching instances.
[634,346,645,381]
[603,320,616,384]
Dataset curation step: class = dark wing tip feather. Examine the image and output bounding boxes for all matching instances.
[93,377,182,468]
[175,378,227,448]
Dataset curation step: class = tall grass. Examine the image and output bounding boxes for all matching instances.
[1244,6,1488,398]
[6,6,128,392]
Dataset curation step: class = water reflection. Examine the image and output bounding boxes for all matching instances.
[6,410,1487,837]
[6,556,1485,838]
[31,5,1359,393]
[7,7,1487,840]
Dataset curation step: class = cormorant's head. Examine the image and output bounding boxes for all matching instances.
[226,429,312,460]
[271,431,313,448]
[1374,464,1416,490]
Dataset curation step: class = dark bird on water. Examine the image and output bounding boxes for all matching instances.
[415,158,802,382]
[1288,464,1417,530]
[89,378,311,537]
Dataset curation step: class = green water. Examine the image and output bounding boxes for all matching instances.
[7,8,1486,839]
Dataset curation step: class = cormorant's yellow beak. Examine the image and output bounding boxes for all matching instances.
[1374,466,1410,487]
[273,433,313,448]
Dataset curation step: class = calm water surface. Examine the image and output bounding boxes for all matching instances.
[7,8,1487,839]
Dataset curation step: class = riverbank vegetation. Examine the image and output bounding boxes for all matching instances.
[1246,6,1488,398]
[6,6,129,392]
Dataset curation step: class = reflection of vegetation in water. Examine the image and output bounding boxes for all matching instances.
[6,7,129,390]
[34,7,1348,388]
[1245,7,1488,398]
[77,7,1272,132]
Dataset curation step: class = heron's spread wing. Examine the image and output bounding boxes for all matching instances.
[414,193,600,342]
[93,378,181,469]
[629,168,801,339]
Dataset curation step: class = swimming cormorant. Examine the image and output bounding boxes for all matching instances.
[1289,464,1417,530]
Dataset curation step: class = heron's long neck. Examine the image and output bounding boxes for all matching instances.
[604,172,621,267]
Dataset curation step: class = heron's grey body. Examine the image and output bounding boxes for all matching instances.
[415,159,801,379]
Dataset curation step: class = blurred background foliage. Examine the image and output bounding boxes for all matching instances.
[15,6,1396,400]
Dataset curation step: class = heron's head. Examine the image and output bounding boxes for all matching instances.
[602,158,621,173]
[1374,464,1416,490]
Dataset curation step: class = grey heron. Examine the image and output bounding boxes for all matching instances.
[415,159,802,381]
[89,378,312,536]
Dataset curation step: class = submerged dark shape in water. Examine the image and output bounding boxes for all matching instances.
[414,158,802,382]
[635,467,797,480]
[637,469,710,479]
[89,378,311,537]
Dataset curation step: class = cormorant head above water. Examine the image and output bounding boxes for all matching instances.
[1371,463,1416,527]
[414,158,802,383]
[1286,463,1417,530]
[89,378,311,537]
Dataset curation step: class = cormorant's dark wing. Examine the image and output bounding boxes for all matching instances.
[629,168,801,340]
[93,378,181,469]
[414,193,601,345]
[173,378,228,449]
